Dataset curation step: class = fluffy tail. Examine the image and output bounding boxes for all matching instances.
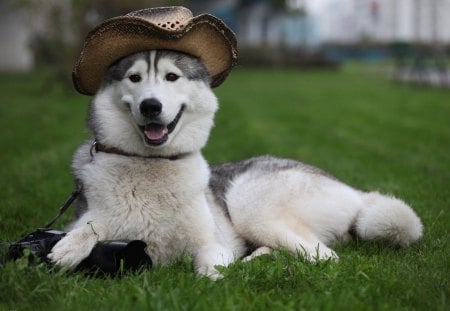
[354,191,423,246]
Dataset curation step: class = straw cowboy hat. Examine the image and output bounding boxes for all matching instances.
[72,6,237,95]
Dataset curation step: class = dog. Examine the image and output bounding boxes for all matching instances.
[48,50,423,279]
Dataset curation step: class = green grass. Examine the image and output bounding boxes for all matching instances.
[0,66,449,310]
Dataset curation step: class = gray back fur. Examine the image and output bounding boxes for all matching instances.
[209,155,336,217]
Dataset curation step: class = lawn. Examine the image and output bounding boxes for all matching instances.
[0,65,449,310]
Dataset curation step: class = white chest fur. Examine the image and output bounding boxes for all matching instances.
[74,152,211,264]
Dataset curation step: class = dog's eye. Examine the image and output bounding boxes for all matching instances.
[129,74,141,83]
[165,73,179,82]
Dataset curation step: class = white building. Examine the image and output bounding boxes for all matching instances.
[211,0,450,48]
[311,0,450,44]
[0,0,73,72]
[0,0,34,71]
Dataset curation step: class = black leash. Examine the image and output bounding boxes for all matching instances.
[43,185,82,228]
[0,186,81,266]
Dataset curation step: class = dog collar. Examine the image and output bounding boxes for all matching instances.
[90,140,188,161]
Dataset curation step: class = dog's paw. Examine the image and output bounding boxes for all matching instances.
[243,246,273,262]
[194,243,235,280]
[316,247,339,262]
[300,244,339,263]
[196,265,224,281]
[48,227,99,269]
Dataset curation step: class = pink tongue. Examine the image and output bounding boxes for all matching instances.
[144,124,168,140]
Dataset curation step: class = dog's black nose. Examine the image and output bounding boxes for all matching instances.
[140,98,162,117]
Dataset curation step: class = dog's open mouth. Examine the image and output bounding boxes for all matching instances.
[139,105,185,146]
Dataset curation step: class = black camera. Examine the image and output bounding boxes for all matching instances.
[6,228,152,275]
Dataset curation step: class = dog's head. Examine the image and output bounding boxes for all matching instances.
[89,50,219,157]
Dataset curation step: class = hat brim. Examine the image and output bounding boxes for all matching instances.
[73,14,237,95]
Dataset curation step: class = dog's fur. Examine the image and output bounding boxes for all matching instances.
[48,50,423,278]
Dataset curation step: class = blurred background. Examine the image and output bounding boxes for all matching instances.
[1,0,450,88]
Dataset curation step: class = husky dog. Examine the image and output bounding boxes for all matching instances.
[49,50,423,278]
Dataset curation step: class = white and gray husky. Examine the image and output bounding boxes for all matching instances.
[49,50,423,278]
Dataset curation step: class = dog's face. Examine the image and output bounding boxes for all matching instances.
[89,50,219,156]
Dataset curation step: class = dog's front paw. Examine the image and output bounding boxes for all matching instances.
[243,246,273,262]
[196,265,224,281]
[48,227,99,269]
[297,243,339,263]
[194,243,235,280]
[305,244,339,263]
[316,247,339,262]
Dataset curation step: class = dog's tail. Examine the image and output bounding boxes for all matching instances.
[354,191,423,246]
